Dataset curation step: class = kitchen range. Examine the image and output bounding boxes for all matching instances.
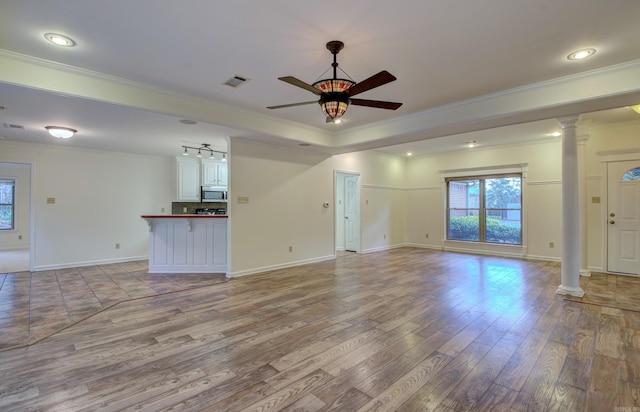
[195,208,226,215]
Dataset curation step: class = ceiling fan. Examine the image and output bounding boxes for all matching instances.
[267,40,402,122]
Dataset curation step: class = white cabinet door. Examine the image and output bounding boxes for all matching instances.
[201,160,228,187]
[216,162,228,186]
[176,157,200,201]
[201,159,218,186]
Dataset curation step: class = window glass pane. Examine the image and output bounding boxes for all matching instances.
[0,182,14,204]
[449,210,479,241]
[622,167,640,181]
[0,180,15,230]
[0,205,13,230]
[449,179,479,208]
[486,210,521,244]
[485,177,521,209]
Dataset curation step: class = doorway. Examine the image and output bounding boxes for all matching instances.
[0,162,31,273]
[335,171,361,253]
[607,160,640,275]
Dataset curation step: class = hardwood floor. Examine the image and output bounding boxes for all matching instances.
[0,261,228,349]
[1,248,639,411]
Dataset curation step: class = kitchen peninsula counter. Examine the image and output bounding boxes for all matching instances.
[141,214,228,275]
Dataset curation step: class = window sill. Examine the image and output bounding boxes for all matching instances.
[443,239,526,258]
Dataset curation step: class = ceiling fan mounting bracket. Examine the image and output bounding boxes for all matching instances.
[326,40,344,56]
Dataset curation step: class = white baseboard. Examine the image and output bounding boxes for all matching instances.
[33,256,148,272]
[361,243,406,254]
[229,254,335,278]
[525,254,562,262]
[404,243,444,251]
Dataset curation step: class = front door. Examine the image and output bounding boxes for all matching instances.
[607,160,640,275]
[344,174,360,252]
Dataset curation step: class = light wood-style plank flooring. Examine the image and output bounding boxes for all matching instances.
[1,248,640,411]
[0,261,228,349]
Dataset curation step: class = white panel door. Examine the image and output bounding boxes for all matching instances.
[608,160,640,275]
[344,175,360,252]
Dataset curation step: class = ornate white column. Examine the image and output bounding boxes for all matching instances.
[577,134,590,277]
[556,117,584,297]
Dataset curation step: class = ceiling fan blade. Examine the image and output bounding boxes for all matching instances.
[278,76,323,95]
[267,101,318,110]
[350,98,402,110]
[347,70,397,97]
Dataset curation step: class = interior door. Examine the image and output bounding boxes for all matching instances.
[607,160,640,275]
[344,174,360,252]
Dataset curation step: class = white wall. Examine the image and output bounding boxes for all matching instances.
[0,140,173,270]
[405,139,564,261]
[228,140,408,276]
[0,162,30,250]
[228,140,335,276]
[583,120,640,272]
[2,119,636,276]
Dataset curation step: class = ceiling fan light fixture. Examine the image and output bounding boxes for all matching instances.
[313,78,355,94]
[45,126,77,138]
[319,93,350,120]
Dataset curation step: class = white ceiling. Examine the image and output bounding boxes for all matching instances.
[1,0,639,158]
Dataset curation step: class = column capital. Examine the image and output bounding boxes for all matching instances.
[577,134,590,144]
[557,116,579,129]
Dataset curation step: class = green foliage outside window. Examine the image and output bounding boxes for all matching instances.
[449,215,521,244]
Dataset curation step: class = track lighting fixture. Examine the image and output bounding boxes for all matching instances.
[181,143,227,160]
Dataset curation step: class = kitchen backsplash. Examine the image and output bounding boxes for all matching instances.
[172,201,227,214]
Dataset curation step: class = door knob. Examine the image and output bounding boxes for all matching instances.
[610,212,615,217]
[609,220,615,224]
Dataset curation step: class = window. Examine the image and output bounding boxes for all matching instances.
[447,174,522,244]
[622,167,640,181]
[0,179,15,230]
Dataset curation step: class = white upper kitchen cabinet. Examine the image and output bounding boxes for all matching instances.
[176,157,200,201]
[202,159,228,187]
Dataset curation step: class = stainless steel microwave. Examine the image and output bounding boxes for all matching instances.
[201,186,227,202]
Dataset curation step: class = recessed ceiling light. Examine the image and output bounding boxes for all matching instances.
[179,119,197,125]
[45,126,77,138]
[406,152,412,157]
[299,143,311,147]
[465,141,478,148]
[44,33,76,47]
[567,48,596,60]
[551,132,562,137]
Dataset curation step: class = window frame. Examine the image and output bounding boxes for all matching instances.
[446,173,522,245]
[0,178,16,231]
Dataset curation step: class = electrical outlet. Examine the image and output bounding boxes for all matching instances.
[183,207,188,213]
[425,233,429,238]
[289,246,293,252]
[384,234,387,239]
[115,243,120,249]
[549,242,554,248]
[161,207,165,213]
[47,197,55,204]
[18,235,22,240]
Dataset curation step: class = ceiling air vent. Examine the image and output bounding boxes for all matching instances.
[224,75,250,88]
[2,123,25,130]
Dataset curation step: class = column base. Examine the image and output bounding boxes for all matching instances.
[580,269,591,277]
[556,284,585,297]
